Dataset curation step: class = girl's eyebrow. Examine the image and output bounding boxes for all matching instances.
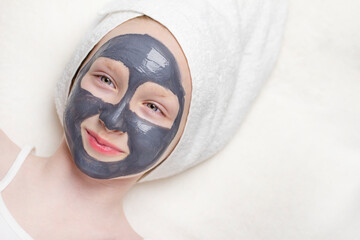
[144,83,175,98]
[140,83,179,117]
[93,57,129,81]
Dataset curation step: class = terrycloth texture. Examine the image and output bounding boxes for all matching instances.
[55,0,288,181]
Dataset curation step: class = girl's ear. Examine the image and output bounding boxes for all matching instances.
[68,41,102,95]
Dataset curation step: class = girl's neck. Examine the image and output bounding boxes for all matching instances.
[41,138,139,213]
[36,138,143,239]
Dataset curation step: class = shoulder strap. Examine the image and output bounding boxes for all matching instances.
[0,145,34,191]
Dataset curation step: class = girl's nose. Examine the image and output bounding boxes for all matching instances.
[99,102,127,132]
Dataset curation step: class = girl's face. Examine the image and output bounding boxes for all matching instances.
[63,17,192,179]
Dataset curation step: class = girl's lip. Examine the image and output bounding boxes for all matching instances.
[85,129,124,156]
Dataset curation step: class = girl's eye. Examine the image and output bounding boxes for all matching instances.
[146,103,162,113]
[99,75,115,88]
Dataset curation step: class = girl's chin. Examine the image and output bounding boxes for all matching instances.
[84,148,127,162]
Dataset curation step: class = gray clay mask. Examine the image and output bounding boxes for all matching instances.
[63,34,185,179]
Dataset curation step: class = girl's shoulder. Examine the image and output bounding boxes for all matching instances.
[0,129,20,180]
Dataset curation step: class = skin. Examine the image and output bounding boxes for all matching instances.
[0,16,191,240]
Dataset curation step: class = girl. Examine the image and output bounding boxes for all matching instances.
[0,0,287,239]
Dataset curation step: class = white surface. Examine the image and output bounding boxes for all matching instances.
[1,0,360,239]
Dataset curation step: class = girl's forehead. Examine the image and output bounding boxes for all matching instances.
[94,34,176,81]
[83,17,192,95]
[82,34,185,101]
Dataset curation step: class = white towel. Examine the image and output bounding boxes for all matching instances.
[55,0,288,182]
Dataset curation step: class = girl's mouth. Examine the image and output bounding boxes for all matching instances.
[85,129,124,156]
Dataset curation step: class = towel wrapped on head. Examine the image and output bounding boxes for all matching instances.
[55,0,287,182]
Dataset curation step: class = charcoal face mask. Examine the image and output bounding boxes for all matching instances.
[64,34,185,179]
